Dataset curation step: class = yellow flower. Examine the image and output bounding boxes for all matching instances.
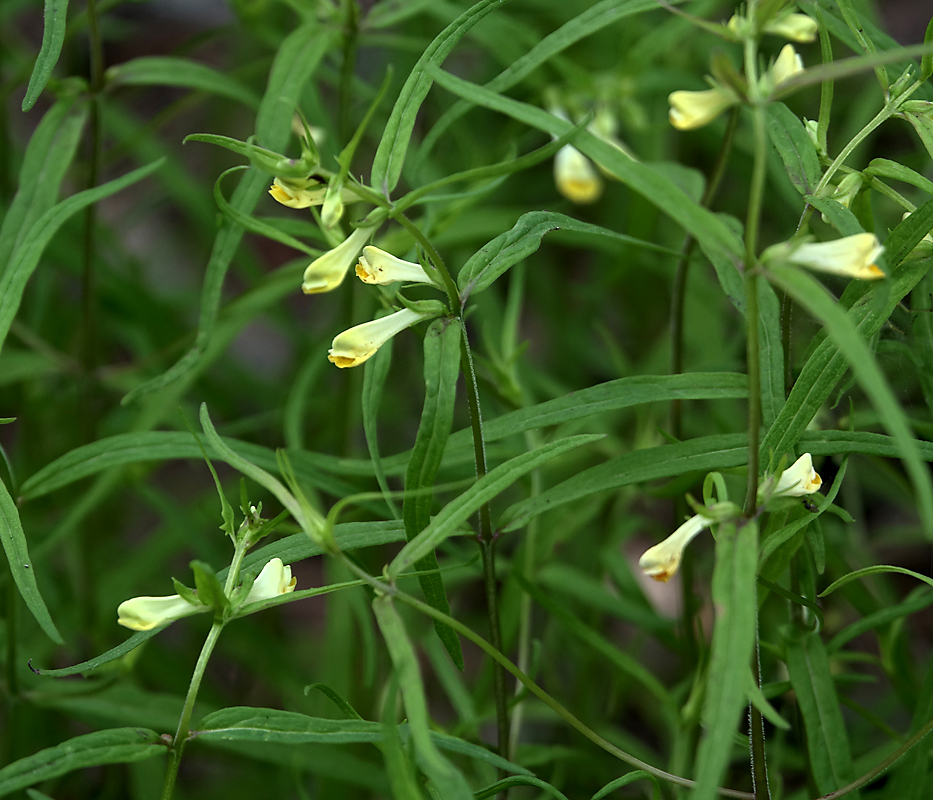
[302,225,374,294]
[668,87,736,130]
[772,453,822,497]
[766,13,817,43]
[765,233,885,280]
[328,308,433,368]
[117,594,206,631]
[355,246,435,286]
[770,44,804,86]
[554,144,602,204]
[244,558,297,605]
[639,514,713,582]
[269,177,327,209]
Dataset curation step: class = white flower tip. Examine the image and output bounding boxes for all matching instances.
[245,558,297,605]
[116,594,202,631]
[638,514,713,583]
[773,453,822,497]
[668,88,734,131]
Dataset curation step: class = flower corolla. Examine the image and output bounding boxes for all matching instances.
[117,594,205,631]
[355,246,435,286]
[244,558,297,605]
[302,225,374,294]
[668,86,736,130]
[639,514,714,583]
[763,233,885,280]
[328,307,434,368]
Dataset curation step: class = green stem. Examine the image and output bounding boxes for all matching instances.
[389,211,509,758]
[743,27,769,800]
[160,539,247,800]
[338,554,755,800]
[160,621,223,800]
[670,106,739,439]
[799,81,921,233]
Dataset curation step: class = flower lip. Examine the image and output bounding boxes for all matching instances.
[269,177,327,209]
[639,513,714,582]
[772,453,822,498]
[771,44,804,86]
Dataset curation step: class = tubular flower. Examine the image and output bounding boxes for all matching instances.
[244,558,297,605]
[770,44,804,86]
[269,177,327,209]
[772,453,823,498]
[668,86,736,130]
[302,225,374,294]
[554,144,602,204]
[329,308,433,368]
[767,13,818,42]
[355,246,435,286]
[117,594,206,631]
[639,514,714,582]
[764,233,885,280]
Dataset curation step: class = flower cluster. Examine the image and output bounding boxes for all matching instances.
[117,558,297,631]
[639,454,822,583]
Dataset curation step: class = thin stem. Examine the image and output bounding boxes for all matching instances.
[337,554,755,800]
[798,81,921,234]
[161,622,223,800]
[743,26,770,800]
[670,106,739,438]
[338,0,359,142]
[390,210,509,759]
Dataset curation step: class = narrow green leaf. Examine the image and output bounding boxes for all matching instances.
[1,93,87,274]
[372,595,473,800]
[514,572,675,719]
[757,280,785,428]
[0,477,62,643]
[475,777,570,800]
[425,64,745,264]
[690,521,758,800]
[404,319,464,669]
[21,0,69,111]
[212,166,318,256]
[190,560,227,617]
[390,434,602,578]
[827,587,933,654]
[767,264,933,540]
[370,0,512,192]
[500,433,747,532]
[362,343,400,518]
[820,565,933,596]
[419,0,660,161]
[196,708,382,744]
[457,211,677,299]
[105,56,260,108]
[382,682,425,800]
[121,24,333,403]
[0,728,164,797]
[886,645,933,799]
[591,772,661,800]
[786,632,855,793]
[923,15,933,80]
[448,372,747,449]
[0,159,163,356]
[864,158,933,196]
[760,253,928,474]
[767,102,822,195]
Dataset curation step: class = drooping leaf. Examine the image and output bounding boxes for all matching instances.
[21,0,69,112]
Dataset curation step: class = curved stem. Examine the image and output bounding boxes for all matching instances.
[338,554,754,800]
[161,622,223,800]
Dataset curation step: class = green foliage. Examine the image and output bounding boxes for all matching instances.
[3,1,933,798]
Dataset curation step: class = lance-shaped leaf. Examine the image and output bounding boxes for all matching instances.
[404,319,464,669]
[21,0,69,112]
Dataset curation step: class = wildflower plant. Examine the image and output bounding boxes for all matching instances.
[3,1,933,800]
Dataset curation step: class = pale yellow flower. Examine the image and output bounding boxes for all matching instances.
[554,144,602,204]
[302,225,374,294]
[771,44,804,86]
[117,594,205,631]
[764,233,885,280]
[668,87,735,130]
[639,514,713,582]
[772,453,822,497]
[269,177,327,209]
[767,13,818,43]
[328,308,432,368]
[355,246,435,286]
[244,558,297,605]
